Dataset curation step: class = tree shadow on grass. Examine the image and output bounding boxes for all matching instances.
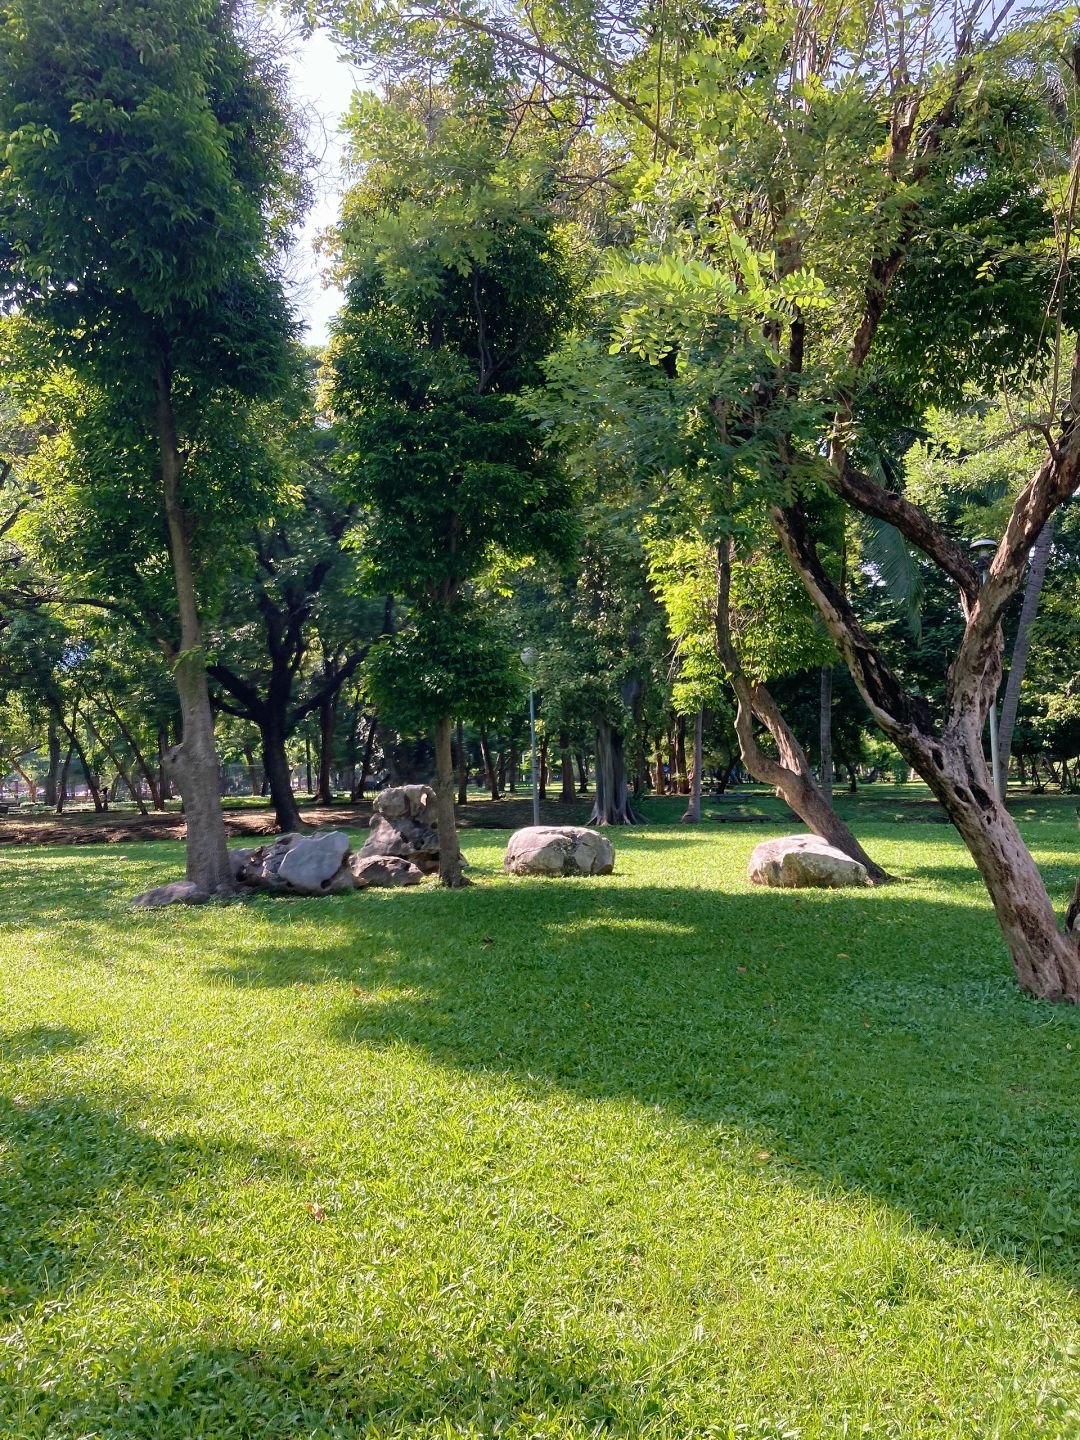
[4,1330,678,1440]
[0,1080,307,1321]
[206,876,1080,1288]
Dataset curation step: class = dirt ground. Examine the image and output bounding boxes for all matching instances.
[0,794,598,846]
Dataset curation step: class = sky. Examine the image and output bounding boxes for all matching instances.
[283,28,358,345]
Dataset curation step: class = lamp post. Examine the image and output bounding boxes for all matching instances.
[970,537,1004,805]
[521,647,540,826]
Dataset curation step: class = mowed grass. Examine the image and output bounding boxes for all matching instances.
[1,796,1079,1439]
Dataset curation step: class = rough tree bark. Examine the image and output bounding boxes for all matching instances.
[155,363,233,893]
[716,543,887,881]
[479,728,500,800]
[589,720,644,825]
[434,712,464,887]
[44,723,60,809]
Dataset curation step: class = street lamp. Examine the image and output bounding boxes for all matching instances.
[970,537,1004,805]
[520,647,540,826]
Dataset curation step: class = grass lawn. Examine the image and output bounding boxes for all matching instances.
[1,794,1079,1438]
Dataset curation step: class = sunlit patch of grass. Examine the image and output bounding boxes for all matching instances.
[1,799,1078,1438]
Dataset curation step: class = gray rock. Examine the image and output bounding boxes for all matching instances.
[277,831,352,895]
[374,786,409,819]
[349,854,424,888]
[748,834,869,889]
[132,881,209,908]
[359,805,440,873]
[504,826,615,877]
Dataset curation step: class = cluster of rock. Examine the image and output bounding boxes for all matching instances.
[748,834,869,889]
[134,785,439,907]
[504,825,615,877]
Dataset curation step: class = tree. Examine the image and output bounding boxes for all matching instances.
[328,82,576,882]
[0,0,302,891]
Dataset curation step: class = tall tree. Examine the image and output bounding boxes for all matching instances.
[328,82,577,881]
[0,0,302,890]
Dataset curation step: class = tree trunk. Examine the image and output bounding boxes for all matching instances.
[261,719,304,833]
[716,544,886,882]
[682,708,704,823]
[900,731,1080,1000]
[653,743,666,794]
[479,728,500,800]
[315,694,335,804]
[996,516,1055,795]
[847,764,858,794]
[538,734,549,801]
[820,665,834,804]
[156,364,232,893]
[83,711,148,815]
[589,720,644,825]
[55,738,74,814]
[353,713,377,801]
[507,742,517,794]
[304,733,313,796]
[44,723,61,809]
[559,729,576,803]
[456,719,468,805]
[95,694,163,809]
[434,713,464,887]
[576,752,588,793]
[675,714,689,794]
[242,743,261,796]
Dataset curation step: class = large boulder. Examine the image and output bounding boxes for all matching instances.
[277,831,352,895]
[504,825,615,877]
[349,853,424,889]
[748,834,869,889]
[358,785,441,873]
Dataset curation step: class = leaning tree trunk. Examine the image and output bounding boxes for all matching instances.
[156,365,232,893]
[682,708,704,823]
[55,738,73,814]
[820,665,834,804]
[996,515,1055,796]
[716,545,887,882]
[589,720,644,825]
[559,729,576,803]
[898,728,1080,1001]
[479,728,500,800]
[434,713,464,887]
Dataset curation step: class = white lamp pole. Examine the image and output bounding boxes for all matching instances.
[970,537,1004,805]
[521,648,540,826]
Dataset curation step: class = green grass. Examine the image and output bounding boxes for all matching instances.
[1,797,1079,1438]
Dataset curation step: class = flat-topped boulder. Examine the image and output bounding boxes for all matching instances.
[748,834,869,889]
[504,825,615,877]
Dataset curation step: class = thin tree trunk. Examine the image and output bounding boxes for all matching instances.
[653,743,666,794]
[242,743,261,797]
[996,516,1055,795]
[315,694,335,804]
[156,363,232,893]
[675,714,689,794]
[83,711,148,815]
[716,543,886,882]
[434,713,464,887]
[55,738,74,814]
[538,734,549,801]
[456,719,468,805]
[479,728,500,800]
[682,708,704,822]
[589,720,644,825]
[507,742,517,794]
[559,729,576,803]
[95,694,163,809]
[44,723,61,809]
[576,752,588,793]
[820,665,834,804]
[304,733,313,796]
[354,712,377,801]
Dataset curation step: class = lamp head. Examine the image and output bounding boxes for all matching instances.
[520,646,537,668]
[969,537,996,575]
